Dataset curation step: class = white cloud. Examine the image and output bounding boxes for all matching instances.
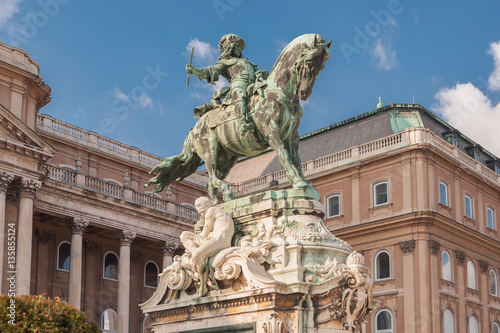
[139,94,153,108]
[434,82,500,156]
[186,38,218,66]
[112,88,129,102]
[488,41,500,91]
[0,0,22,27]
[370,37,398,71]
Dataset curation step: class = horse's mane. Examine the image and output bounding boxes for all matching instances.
[267,34,325,84]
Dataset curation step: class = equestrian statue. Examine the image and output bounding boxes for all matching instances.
[145,33,331,203]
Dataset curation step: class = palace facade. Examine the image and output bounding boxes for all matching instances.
[1,41,500,333]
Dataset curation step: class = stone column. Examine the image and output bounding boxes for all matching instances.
[66,218,89,309]
[117,230,136,333]
[428,240,441,333]
[84,240,101,323]
[35,229,52,295]
[160,240,178,270]
[0,172,13,292]
[16,179,40,295]
[454,250,467,329]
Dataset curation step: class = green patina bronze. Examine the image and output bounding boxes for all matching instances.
[145,33,331,202]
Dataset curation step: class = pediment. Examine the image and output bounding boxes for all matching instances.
[0,103,55,160]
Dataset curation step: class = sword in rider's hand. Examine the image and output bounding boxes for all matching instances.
[186,46,194,87]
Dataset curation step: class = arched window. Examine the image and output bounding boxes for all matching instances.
[57,241,71,271]
[444,309,454,333]
[442,250,452,281]
[439,181,449,206]
[375,309,393,333]
[142,316,153,333]
[374,250,391,281]
[101,308,117,333]
[104,252,119,280]
[373,181,389,206]
[469,315,479,333]
[487,207,495,230]
[491,269,498,297]
[493,322,500,333]
[467,260,477,290]
[326,193,341,218]
[464,194,473,218]
[144,261,159,288]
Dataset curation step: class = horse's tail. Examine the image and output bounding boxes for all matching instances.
[145,130,203,195]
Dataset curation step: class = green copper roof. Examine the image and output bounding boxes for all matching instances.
[390,110,424,133]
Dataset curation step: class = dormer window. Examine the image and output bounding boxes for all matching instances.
[486,158,500,174]
[465,145,482,162]
[442,129,460,147]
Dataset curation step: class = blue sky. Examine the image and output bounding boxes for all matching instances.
[1,0,500,157]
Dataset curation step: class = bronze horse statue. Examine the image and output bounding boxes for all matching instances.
[146,34,331,202]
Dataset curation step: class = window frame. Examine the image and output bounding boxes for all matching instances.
[57,241,71,272]
[101,308,117,333]
[464,194,473,219]
[467,260,477,290]
[439,181,449,206]
[374,308,394,333]
[103,251,119,281]
[373,180,389,207]
[491,269,498,297]
[374,250,392,281]
[443,308,455,333]
[493,322,500,333]
[487,206,495,230]
[441,250,453,282]
[144,260,160,288]
[326,193,341,218]
[469,315,479,333]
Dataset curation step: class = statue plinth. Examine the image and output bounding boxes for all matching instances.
[141,189,375,332]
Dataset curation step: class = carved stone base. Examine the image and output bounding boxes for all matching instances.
[142,189,375,332]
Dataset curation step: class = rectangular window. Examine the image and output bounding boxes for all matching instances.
[327,194,340,218]
[373,181,389,206]
[451,138,458,147]
[487,207,495,229]
[439,182,449,206]
[464,195,473,218]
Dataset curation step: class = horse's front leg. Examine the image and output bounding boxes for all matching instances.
[263,120,308,188]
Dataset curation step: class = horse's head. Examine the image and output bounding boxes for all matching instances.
[292,34,331,100]
[268,34,331,101]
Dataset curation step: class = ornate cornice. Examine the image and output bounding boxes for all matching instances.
[429,239,441,255]
[66,218,89,235]
[118,230,136,246]
[455,250,466,266]
[18,179,41,199]
[36,229,51,245]
[399,239,416,254]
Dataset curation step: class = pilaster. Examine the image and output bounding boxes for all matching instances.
[0,171,13,293]
[35,229,51,295]
[400,239,416,333]
[160,239,179,270]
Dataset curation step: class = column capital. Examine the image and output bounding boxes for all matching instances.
[429,239,441,255]
[85,240,101,255]
[19,179,41,199]
[160,240,179,256]
[399,239,416,254]
[117,230,136,246]
[0,171,14,192]
[479,260,489,274]
[67,218,89,235]
[36,229,52,245]
[455,250,466,266]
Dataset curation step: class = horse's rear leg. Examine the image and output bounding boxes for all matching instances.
[203,135,234,203]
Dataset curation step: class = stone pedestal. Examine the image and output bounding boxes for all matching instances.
[142,189,375,333]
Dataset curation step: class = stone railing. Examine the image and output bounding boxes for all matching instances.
[44,164,198,222]
[36,114,208,186]
[232,128,500,196]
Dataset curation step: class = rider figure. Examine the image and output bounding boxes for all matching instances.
[186,34,264,133]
